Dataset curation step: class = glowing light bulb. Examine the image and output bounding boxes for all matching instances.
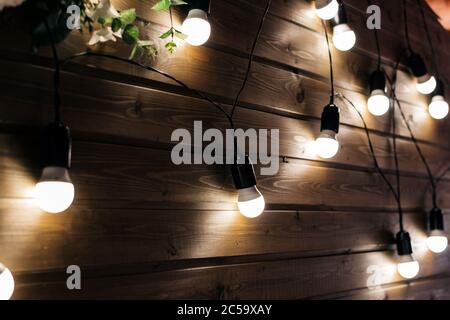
[416,75,437,95]
[34,166,74,213]
[397,255,420,279]
[427,230,448,253]
[367,89,390,116]
[315,0,339,20]
[332,24,356,51]
[428,95,449,120]
[237,186,265,218]
[0,264,14,300]
[315,130,339,159]
[182,9,211,46]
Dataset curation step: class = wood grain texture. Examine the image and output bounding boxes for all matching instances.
[0,0,449,300]
[11,250,450,299]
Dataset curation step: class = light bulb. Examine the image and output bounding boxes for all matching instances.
[416,75,437,95]
[368,89,390,116]
[428,95,449,120]
[332,24,356,51]
[237,186,265,218]
[397,255,420,279]
[182,9,211,46]
[34,166,74,213]
[315,0,339,20]
[427,230,448,253]
[315,130,339,159]
[0,264,14,300]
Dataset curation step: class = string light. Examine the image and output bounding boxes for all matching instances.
[368,70,390,116]
[406,52,437,95]
[315,0,339,20]
[0,263,14,300]
[427,208,448,253]
[316,21,340,159]
[34,18,74,214]
[182,0,211,46]
[428,81,449,120]
[231,155,265,218]
[331,2,356,52]
[34,124,74,213]
[396,231,420,279]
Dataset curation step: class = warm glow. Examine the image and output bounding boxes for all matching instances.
[367,90,390,116]
[428,95,449,120]
[315,0,339,20]
[427,235,448,253]
[237,186,265,218]
[0,265,14,300]
[397,257,420,279]
[315,133,339,159]
[182,9,211,46]
[34,181,74,213]
[416,75,437,95]
[332,24,356,51]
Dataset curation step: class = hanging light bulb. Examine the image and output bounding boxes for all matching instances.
[182,0,211,46]
[428,80,449,120]
[315,103,340,159]
[315,0,339,20]
[231,155,265,218]
[331,3,356,52]
[396,231,420,279]
[407,52,437,95]
[426,208,448,253]
[34,123,74,213]
[367,70,390,116]
[0,263,14,300]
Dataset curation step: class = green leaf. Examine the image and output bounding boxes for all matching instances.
[123,24,140,44]
[120,8,137,25]
[159,28,173,39]
[173,29,187,40]
[152,0,171,11]
[170,0,187,5]
[98,16,113,25]
[165,41,177,54]
[111,18,122,32]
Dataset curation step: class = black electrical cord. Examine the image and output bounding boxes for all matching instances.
[61,51,235,129]
[339,94,402,215]
[385,71,438,209]
[416,0,439,79]
[402,0,412,51]
[229,0,272,122]
[367,0,381,69]
[42,17,62,124]
[322,21,334,104]
[390,88,405,231]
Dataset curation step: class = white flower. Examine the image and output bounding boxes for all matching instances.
[86,0,119,23]
[88,26,122,45]
[0,0,25,10]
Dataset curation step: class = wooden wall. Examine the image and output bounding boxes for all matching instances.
[0,0,450,299]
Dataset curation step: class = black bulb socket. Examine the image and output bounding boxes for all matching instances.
[396,231,413,256]
[231,155,257,190]
[41,122,72,169]
[407,52,428,78]
[320,103,340,133]
[429,207,444,231]
[433,79,445,97]
[369,69,386,93]
[332,2,348,26]
[182,0,211,15]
